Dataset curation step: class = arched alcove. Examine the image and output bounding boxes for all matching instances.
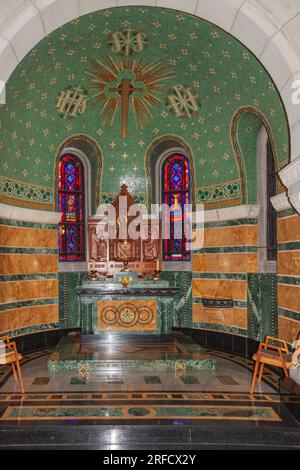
[145,135,196,211]
[54,134,103,215]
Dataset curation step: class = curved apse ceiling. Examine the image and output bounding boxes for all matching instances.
[0,6,290,209]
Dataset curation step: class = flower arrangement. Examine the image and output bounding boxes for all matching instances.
[118,276,132,288]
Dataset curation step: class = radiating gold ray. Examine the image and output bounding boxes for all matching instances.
[87,55,175,130]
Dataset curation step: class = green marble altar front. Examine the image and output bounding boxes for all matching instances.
[75,274,180,335]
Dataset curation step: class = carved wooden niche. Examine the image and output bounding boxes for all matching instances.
[88,184,160,269]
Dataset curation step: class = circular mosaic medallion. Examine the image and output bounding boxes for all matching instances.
[137,306,153,325]
[128,407,151,417]
[101,306,117,325]
[116,304,139,327]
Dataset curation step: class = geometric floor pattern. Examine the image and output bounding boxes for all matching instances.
[0,347,299,427]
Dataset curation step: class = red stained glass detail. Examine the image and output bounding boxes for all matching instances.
[58,154,85,262]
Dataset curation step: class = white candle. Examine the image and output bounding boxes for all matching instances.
[92,259,95,271]
[156,259,159,271]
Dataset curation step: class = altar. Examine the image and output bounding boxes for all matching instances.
[48,185,216,372]
[75,274,179,335]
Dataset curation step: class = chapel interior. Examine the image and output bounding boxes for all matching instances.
[0,0,300,451]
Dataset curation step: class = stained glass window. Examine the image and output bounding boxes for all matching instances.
[162,154,191,261]
[58,154,85,262]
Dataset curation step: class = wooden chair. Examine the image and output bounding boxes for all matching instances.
[250,336,293,395]
[0,336,24,393]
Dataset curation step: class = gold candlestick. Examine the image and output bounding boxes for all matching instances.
[88,260,98,281]
[88,270,98,281]
[152,269,162,281]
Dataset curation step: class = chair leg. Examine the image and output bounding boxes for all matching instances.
[11,363,17,382]
[15,359,24,394]
[250,360,260,394]
[283,365,289,378]
[258,363,264,383]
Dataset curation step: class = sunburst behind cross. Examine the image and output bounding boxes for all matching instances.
[87,56,175,138]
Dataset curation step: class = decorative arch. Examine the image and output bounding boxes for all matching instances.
[54,134,103,213]
[231,106,281,204]
[144,134,196,210]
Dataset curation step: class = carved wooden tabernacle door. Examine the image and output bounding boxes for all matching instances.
[109,184,141,262]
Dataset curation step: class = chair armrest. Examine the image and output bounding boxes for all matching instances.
[260,342,283,353]
[265,336,288,352]
[0,336,10,344]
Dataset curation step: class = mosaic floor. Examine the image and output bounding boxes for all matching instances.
[0,340,299,430]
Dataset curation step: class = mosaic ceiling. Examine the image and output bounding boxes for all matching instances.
[0,6,289,209]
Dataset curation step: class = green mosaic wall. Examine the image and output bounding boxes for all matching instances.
[0,6,289,209]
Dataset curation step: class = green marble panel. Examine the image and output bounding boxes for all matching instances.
[247,273,278,341]
[59,272,88,329]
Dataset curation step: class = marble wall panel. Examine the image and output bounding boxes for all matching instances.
[0,304,59,332]
[192,278,247,301]
[278,315,300,344]
[192,252,258,273]
[0,225,58,248]
[192,303,247,329]
[0,279,58,304]
[203,225,258,247]
[277,251,300,276]
[0,254,58,275]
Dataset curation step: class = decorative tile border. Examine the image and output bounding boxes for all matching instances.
[0,404,280,422]
[193,298,246,309]
[192,246,257,254]
[101,192,147,205]
[197,179,241,204]
[194,218,258,229]
[0,274,58,282]
[192,273,247,280]
[192,322,247,337]
[0,217,58,230]
[0,323,60,338]
[0,176,54,207]
[278,276,300,285]
[0,298,58,312]
[0,247,58,255]
[278,307,300,321]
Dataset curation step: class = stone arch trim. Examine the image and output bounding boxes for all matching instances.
[231,106,284,204]
[144,134,196,210]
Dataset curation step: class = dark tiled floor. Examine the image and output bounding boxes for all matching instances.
[216,375,239,385]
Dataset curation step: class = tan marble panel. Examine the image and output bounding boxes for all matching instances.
[0,254,58,275]
[0,225,57,248]
[0,279,58,304]
[192,253,258,273]
[203,225,258,247]
[192,279,247,301]
[278,215,300,243]
[98,299,157,331]
[192,303,247,329]
[278,284,300,313]
[278,316,300,344]
[0,304,59,333]
[277,251,300,276]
